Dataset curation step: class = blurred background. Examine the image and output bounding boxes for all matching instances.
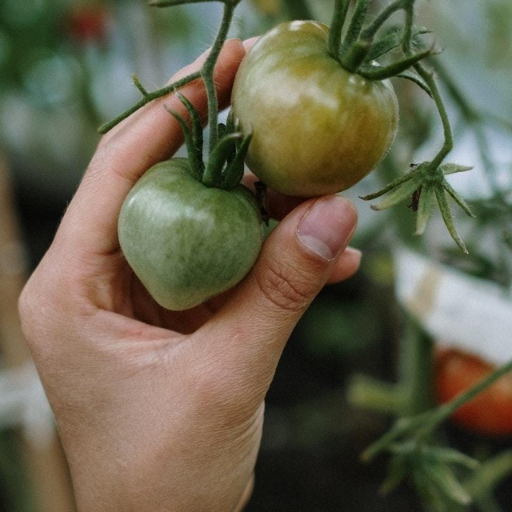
[1,0,512,510]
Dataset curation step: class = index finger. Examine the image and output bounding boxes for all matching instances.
[57,39,247,258]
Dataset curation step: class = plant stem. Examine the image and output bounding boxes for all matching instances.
[401,0,453,171]
[328,0,350,60]
[362,0,405,39]
[341,0,371,56]
[201,1,237,154]
[399,316,434,417]
[98,71,201,134]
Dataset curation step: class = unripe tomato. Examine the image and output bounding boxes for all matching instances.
[232,21,399,197]
[118,159,263,311]
[435,348,512,436]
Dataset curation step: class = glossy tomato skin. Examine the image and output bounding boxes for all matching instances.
[435,348,512,436]
[118,159,263,311]
[232,21,399,197]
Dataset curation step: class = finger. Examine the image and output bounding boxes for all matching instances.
[56,39,246,258]
[326,247,362,284]
[203,196,358,381]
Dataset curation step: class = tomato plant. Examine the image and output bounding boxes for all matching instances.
[232,20,399,197]
[435,348,512,436]
[118,159,262,311]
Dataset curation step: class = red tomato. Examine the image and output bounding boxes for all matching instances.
[435,348,512,436]
[68,6,109,43]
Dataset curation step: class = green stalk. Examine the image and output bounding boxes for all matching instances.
[98,71,201,134]
[362,0,405,39]
[341,0,371,56]
[328,0,350,60]
[201,1,238,154]
[399,316,434,417]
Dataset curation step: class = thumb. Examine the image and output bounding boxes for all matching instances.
[206,195,358,371]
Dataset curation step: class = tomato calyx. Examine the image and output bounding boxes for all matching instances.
[168,96,252,190]
[328,0,434,81]
[361,162,475,253]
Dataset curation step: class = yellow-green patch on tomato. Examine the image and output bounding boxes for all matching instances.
[232,21,399,197]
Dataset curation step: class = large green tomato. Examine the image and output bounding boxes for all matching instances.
[118,159,263,311]
[232,21,399,197]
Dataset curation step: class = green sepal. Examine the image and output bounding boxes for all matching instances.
[341,0,372,56]
[166,107,204,180]
[425,447,479,471]
[424,460,472,506]
[359,47,435,81]
[360,170,418,201]
[371,173,424,211]
[440,163,473,175]
[396,71,433,98]
[415,183,435,235]
[176,92,204,176]
[203,133,242,188]
[435,184,469,254]
[365,26,431,62]
[381,455,408,495]
[221,132,253,190]
[341,39,373,73]
[442,180,475,218]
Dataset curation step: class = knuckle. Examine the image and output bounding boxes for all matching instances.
[255,259,313,313]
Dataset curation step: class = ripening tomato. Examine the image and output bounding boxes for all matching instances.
[232,21,399,197]
[118,159,263,311]
[435,348,512,436]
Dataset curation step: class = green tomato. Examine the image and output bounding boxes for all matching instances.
[118,159,263,311]
[232,21,399,197]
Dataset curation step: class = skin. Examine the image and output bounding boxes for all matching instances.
[118,158,262,311]
[19,39,361,511]
[232,21,399,197]
[435,349,512,436]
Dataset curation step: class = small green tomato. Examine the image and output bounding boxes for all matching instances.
[118,158,262,311]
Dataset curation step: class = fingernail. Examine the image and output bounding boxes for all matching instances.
[243,37,260,51]
[298,196,358,261]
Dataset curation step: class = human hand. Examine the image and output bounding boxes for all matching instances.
[19,39,360,512]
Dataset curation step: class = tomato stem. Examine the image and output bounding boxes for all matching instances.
[328,0,350,61]
[340,0,371,57]
[201,1,238,155]
[98,71,201,134]
[361,0,405,40]
[340,38,372,73]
